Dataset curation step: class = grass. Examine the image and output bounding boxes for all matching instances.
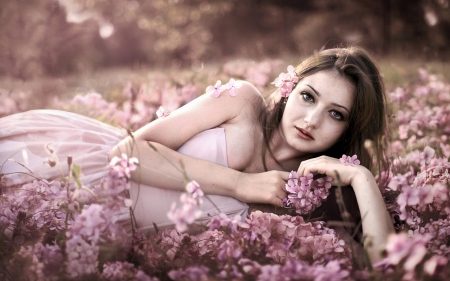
[378,57,450,88]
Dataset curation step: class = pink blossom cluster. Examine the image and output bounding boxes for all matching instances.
[106,153,138,204]
[339,154,360,166]
[375,233,447,280]
[387,145,450,230]
[391,70,450,143]
[130,211,351,280]
[0,149,136,279]
[2,66,450,280]
[102,261,156,281]
[0,89,29,117]
[222,58,285,90]
[8,243,64,281]
[55,79,200,130]
[271,65,299,97]
[0,179,68,240]
[283,171,333,215]
[70,92,118,121]
[167,180,205,232]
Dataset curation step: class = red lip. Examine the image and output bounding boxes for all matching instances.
[295,127,314,140]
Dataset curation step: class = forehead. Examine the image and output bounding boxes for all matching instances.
[299,70,355,111]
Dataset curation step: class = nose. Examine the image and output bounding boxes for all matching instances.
[304,107,321,128]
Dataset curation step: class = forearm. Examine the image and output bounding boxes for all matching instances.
[351,169,394,262]
[110,137,241,198]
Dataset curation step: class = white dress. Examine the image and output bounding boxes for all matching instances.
[0,110,248,233]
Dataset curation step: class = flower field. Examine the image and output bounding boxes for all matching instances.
[1,58,450,280]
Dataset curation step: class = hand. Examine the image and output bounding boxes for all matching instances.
[297,155,369,187]
[234,171,290,207]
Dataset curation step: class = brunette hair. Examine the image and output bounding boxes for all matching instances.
[260,46,388,234]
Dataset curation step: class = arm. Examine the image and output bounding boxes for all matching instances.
[110,81,289,206]
[297,156,394,263]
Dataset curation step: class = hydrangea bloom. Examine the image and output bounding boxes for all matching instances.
[167,181,206,232]
[3,63,450,280]
[283,171,333,215]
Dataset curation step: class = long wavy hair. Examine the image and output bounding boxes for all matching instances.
[260,46,388,235]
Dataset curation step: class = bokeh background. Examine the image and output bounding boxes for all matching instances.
[1,0,449,116]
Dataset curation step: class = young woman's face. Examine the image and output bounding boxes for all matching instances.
[280,69,355,156]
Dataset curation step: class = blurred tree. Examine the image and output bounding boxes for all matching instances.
[0,0,448,79]
[0,0,107,78]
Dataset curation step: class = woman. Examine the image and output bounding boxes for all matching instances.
[0,46,393,262]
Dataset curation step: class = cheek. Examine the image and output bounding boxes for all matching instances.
[323,123,347,142]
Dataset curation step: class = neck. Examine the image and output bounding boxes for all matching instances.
[266,128,313,171]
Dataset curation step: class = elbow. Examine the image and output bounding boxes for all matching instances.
[109,137,135,160]
[109,142,121,161]
[109,137,156,161]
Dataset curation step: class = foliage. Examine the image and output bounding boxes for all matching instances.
[1,0,449,79]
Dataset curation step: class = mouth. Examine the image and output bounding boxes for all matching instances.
[295,127,314,140]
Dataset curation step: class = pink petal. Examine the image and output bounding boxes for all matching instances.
[228,88,238,97]
[206,85,216,96]
[213,90,222,98]
[226,78,236,89]
[287,65,295,73]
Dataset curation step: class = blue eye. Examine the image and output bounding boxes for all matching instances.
[301,92,314,102]
[330,110,344,120]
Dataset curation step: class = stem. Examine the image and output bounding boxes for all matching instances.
[147,142,185,175]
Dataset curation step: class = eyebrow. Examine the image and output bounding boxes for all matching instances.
[306,84,351,114]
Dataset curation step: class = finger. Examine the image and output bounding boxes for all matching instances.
[272,196,284,208]
[297,160,317,176]
[280,171,291,181]
[299,164,319,177]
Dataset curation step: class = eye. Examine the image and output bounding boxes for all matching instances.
[301,92,314,103]
[330,110,344,120]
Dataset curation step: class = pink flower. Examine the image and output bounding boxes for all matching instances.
[109,153,138,179]
[339,154,360,166]
[224,78,242,97]
[208,213,249,235]
[217,240,242,262]
[167,200,202,233]
[156,106,171,118]
[424,255,447,277]
[422,146,435,165]
[283,171,333,215]
[168,266,209,281]
[186,180,204,201]
[206,80,226,97]
[271,65,299,98]
[65,235,99,278]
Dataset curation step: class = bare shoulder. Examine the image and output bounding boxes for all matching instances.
[227,81,266,117]
[133,80,265,149]
[237,80,265,101]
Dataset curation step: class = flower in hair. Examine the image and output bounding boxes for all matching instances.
[271,65,299,98]
[339,154,360,166]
